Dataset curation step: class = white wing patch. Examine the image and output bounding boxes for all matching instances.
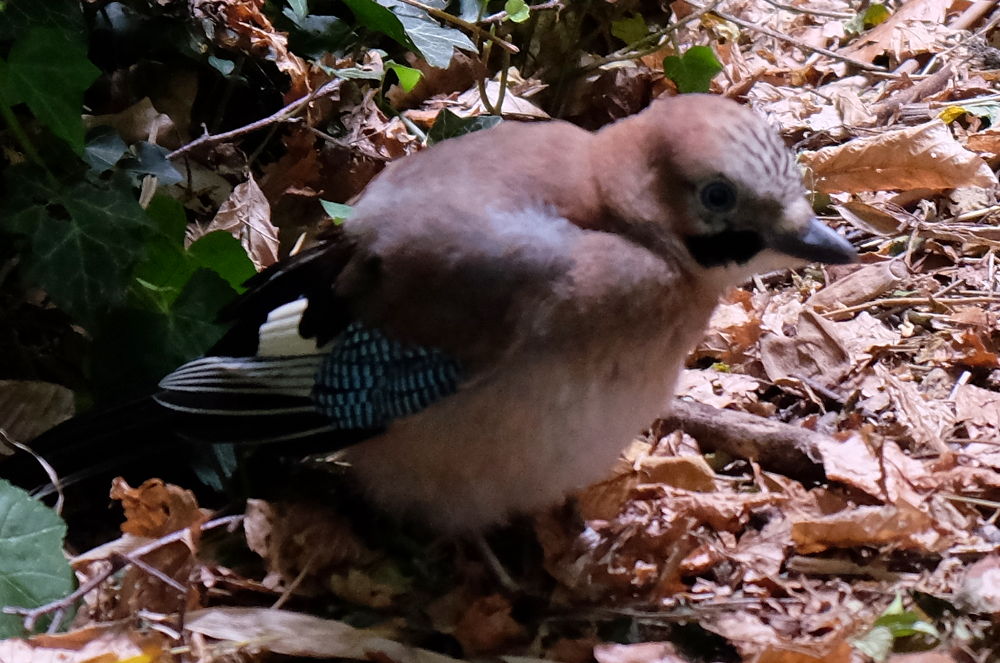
[257,298,326,357]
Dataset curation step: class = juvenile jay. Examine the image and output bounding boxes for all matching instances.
[43,94,858,532]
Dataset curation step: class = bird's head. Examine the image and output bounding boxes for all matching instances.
[592,94,855,282]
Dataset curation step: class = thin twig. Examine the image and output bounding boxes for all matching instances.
[693,5,889,73]
[822,295,1000,320]
[392,0,519,53]
[0,429,64,515]
[480,0,564,24]
[759,0,853,19]
[167,79,341,160]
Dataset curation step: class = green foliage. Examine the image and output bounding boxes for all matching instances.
[853,595,941,660]
[341,0,476,68]
[135,197,253,307]
[663,45,723,94]
[0,26,99,153]
[504,0,530,23]
[844,3,890,35]
[321,200,355,223]
[427,109,502,144]
[0,168,157,330]
[90,269,236,402]
[611,13,649,45]
[0,0,257,402]
[387,62,422,92]
[0,0,85,41]
[0,479,75,638]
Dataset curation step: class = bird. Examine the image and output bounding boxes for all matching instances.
[18,93,856,534]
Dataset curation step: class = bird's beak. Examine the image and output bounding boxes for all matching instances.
[770,218,857,265]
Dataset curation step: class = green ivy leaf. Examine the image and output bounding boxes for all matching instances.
[119,142,183,185]
[387,62,422,92]
[386,0,477,69]
[164,269,237,362]
[845,3,890,35]
[83,128,129,172]
[504,0,530,23]
[92,270,236,400]
[132,195,195,310]
[343,0,475,68]
[281,10,353,59]
[0,0,86,41]
[188,231,256,292]
[321,200,354,222]
[611,13,648,44]
[0,58,19,106]
[0,479,75,638]
[4,27,100,153]
[427,109,502,144]
[0,168,156,330]
[135,198,254,307]
[663,45,722,94]
[207,55,236,76]
[341,0,416,53]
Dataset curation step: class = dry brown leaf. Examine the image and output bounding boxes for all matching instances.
[0,380,74,448]
[875,364,955,453]
[186,606,463,663]
[83,97,175,145]
[339,90,421,161]
[451,79,549,119]
[0,624,167,663]
[191,0,310,101]
[693,290,762,363]
[800,121,997,193]
[954,554,1000,616]
[110,477,205,537]
[949,331,1000,368]
[839,0,950,63]
[759,310,851,388]
[831,201,909,236]
[453,594,527,655]
[676,369,761,409]
[203,174,280,269]
[815,432,883,499]
[576,441,716,520]
[638,456,716,492]
[755,641,854,663]
[965,127,1000,154]
[808,261,908,310]
[790,503,939,554]
[953,383,1000,441]
[244,499,374,593]
[106,478,206,617]
[830,312,901,364]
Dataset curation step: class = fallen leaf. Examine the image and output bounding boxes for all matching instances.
[186,606,463,663]
[203,175,280,269]
[800,121,997,193]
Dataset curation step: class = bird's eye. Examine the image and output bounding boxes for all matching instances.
[699,180,738,213]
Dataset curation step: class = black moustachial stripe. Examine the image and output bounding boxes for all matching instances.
[685,230,765,268]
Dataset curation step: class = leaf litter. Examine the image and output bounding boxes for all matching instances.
[5,0,1000,661]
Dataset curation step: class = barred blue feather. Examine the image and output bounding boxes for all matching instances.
[311,322,463,430]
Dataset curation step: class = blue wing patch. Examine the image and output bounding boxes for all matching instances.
[311,322,463,430]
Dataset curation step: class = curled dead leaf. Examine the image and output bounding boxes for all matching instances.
[800,121,997,193]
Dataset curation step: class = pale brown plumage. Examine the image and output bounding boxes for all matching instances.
[154,94,856,531]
